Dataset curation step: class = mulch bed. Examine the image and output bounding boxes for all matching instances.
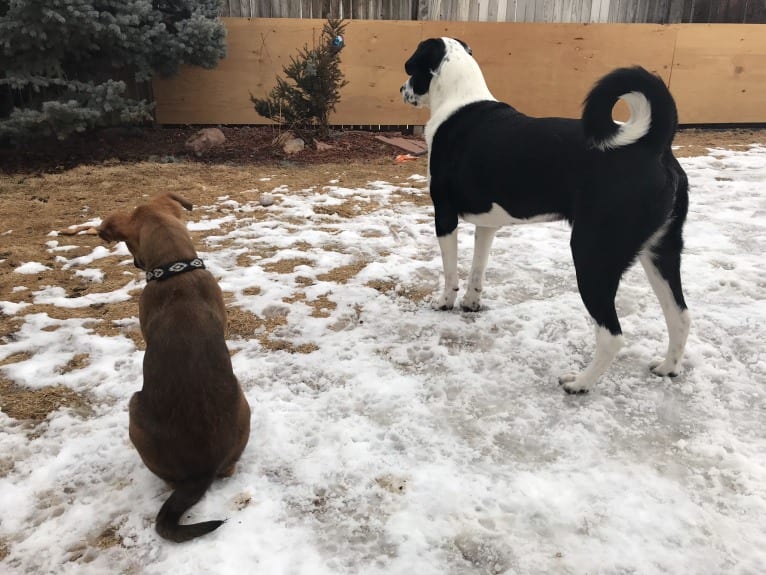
[1,125,420,174]
[3,124,765,175]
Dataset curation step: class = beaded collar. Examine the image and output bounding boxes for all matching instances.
[145,258,205,282]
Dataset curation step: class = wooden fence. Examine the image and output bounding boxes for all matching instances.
[219,0,766,23]
[152,19,766,126]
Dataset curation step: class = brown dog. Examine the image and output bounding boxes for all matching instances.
[98,192,250,542]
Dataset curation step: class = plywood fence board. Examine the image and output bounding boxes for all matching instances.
[153,19,766,126]
[420,21,675,118]
[153,18,427,126]
[154,19,322,125]
[334,19,427,124]
[670,24,766,124]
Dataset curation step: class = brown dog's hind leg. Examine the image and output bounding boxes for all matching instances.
[218,464,236,478]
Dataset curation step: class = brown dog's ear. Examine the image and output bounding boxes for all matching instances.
[166,192,193,211]
[97,213,130,243]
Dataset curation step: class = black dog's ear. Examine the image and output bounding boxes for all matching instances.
[405,38,446,75]
[453,38,472,56]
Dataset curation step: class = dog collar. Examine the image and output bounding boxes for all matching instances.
[145,258,205,282]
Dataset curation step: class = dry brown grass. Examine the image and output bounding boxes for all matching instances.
[673,128,766,158]
[316,261,368,284]
[366,279,433,304]
[262,257,315,274]
[94,525,123,550]
[226,306,317,354]
[58,353,90,374]
[308,294,338,318]
[313,198,383,218]
[0,376,92,422]
[0,352,33,367]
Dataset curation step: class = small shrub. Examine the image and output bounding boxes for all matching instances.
[251,18,348,142]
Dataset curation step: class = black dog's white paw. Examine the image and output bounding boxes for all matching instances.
[431,289,458,311]
[558,373,592,394]
[460,301,482,312]
[650,359,679,378]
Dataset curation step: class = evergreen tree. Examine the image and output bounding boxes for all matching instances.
[252,18,348,141]
[0,0,226,141]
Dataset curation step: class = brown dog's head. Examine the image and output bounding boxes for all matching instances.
[98,193,194,270]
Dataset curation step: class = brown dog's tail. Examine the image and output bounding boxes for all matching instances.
[155,475,223,543]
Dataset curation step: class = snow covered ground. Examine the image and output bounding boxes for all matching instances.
[1,146,765,574]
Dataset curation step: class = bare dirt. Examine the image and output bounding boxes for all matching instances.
[0,125,764,422]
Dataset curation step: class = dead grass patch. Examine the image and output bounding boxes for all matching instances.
[0,540,8,561]
[316,261,368,284]
[313,198,382,218]
[260,339,319,354]
[391,190,432,208]
[308,294,337,318]
[0,352,33,367]
[227,308,286,340]
[226,306,316,353]
[282,292,336,318]
[313,202,357,218]
[366,279,432,304]
[282,293,307,305]
[360,229,387,238]
[262,257,314,274]
[673,128,766,158]
[58,353,90,374]
[0,376,92,421]
[12,299,143,349]
[95,525,122,550]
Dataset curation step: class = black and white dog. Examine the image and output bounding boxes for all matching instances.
[401,37,690,393]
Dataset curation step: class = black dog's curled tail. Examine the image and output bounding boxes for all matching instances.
[582,66,678,153]
[155,475,223,543]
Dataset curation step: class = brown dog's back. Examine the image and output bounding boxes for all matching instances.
[99,193,250,542]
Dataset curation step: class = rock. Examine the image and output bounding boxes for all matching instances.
[259,193,275,207]
[315,141,333,151]
[454,533,511,574]
[272,131,294,146]
[283,137,305,155]
[184,128,226,157]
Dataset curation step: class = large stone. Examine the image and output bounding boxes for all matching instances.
[283,137,305,155]
[184,128,226,157]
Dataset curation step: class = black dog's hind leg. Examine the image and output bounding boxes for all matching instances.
[559,227,632,393]
[639,220,690,377]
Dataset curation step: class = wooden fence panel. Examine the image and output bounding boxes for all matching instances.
[153,18,427,126]
[421,21,674,118]
[221,0,766,23]
[218,0,766,22]
[670,24,766,123]
[745,0,766,23]
[153,19,766,125]
[335,18,425,123]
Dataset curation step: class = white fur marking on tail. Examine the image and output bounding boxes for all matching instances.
[596,91,652,150]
